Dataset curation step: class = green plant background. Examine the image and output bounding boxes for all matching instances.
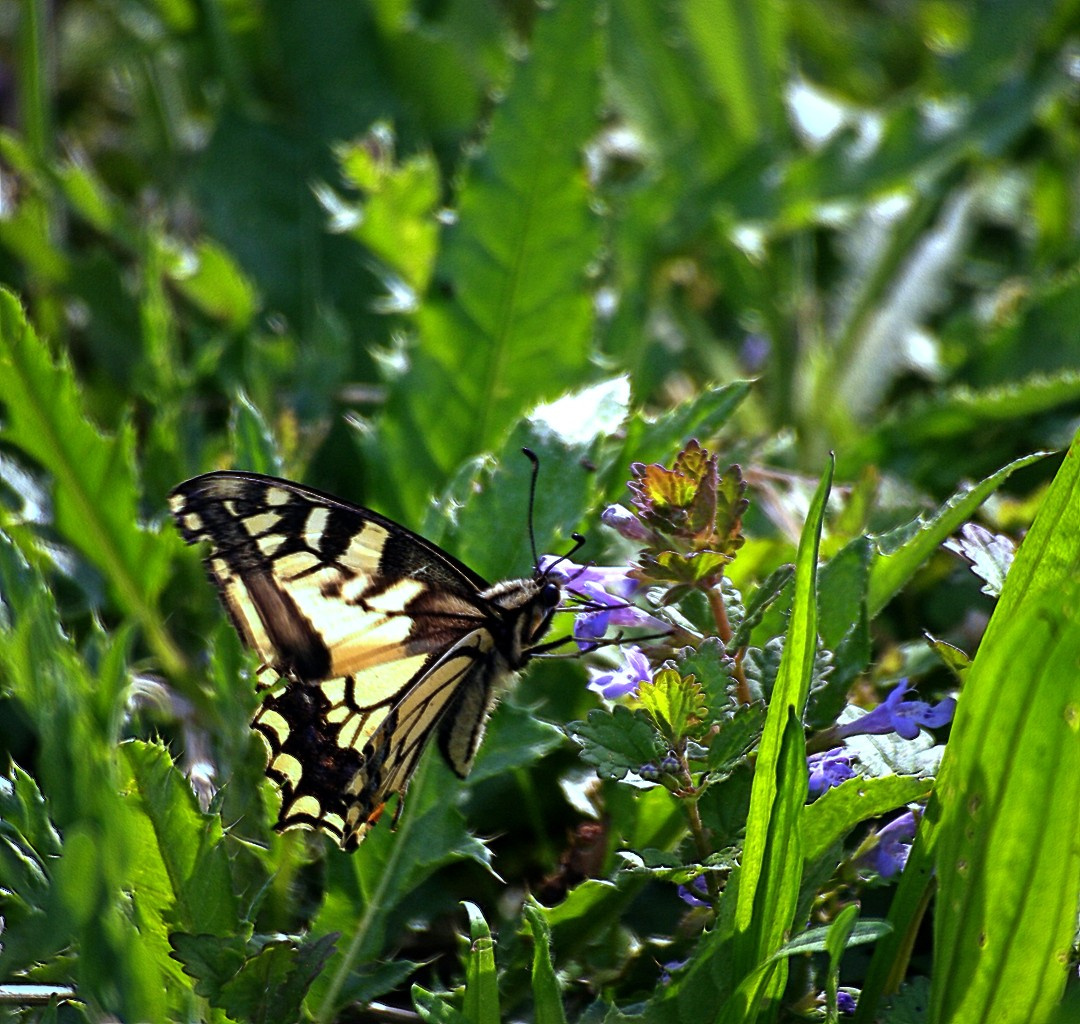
[1,0,1079,1021]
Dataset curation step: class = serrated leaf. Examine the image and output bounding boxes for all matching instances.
[644,549,732,586]
[332,127,440,292]
[221,934,337,1024]
[637,668,707,743]
[307,751,491,1019]
[118,740,239,937]
[413,985,473,1024]
[942,522,1015,597]
[616,382,752,498]
[373,0,600,519]
[0,290,183,677]
[169,931,250,999]
[706,703,766,774]
[675,638,736,711]
[867,451,1045,617]
[566,706,665,780]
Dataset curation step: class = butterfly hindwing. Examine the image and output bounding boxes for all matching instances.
[169,470,560,849]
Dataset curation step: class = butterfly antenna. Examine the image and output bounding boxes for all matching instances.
[522,447,542,569]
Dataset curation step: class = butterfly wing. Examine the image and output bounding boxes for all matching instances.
[169,470,555,848]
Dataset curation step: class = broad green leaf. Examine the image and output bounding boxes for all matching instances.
[375,0,600,519]
[462,902,499,1024]
[0,289,184,677]
[857,430,1080,1024]
[931,585,1080,1024]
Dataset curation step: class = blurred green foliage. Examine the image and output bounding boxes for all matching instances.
[1,0,1080,1020]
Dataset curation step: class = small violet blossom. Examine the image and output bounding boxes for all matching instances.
[862,810,918,878]
[600,503,654,542]
[660,958,689,985]
[807,747,856,796]
[835,679,956,742]
[677,875,710,908]
[836,991,857,1016]
[587,645,652,699]
[538,556,666,650]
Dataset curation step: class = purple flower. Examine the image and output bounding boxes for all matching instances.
[538,556,639,598]
[837,990,857,1015]
[600,503,654,541]
[835,679,956,742]
[677,875,710,907]
[572,580,668,649]
[539,556,667,649]
[661,958,689,984]
[862,810,918,878]
[587,645,652,699]
[807,747,856,796]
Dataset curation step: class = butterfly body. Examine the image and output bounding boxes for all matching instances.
[169,471,560,849]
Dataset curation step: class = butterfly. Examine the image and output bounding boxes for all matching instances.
[169,467,566,850]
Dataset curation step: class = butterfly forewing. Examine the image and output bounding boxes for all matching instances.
[169,470,559,849]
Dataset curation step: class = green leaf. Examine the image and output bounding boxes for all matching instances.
[117,740,239,936]
[616,382,752,498]
[462,902,499,1024]
[466,700,566,785]
[165,237,258,330]
[802,774,933,864]
[636,668,708,745]
[931,584,1080,1024]
[824,904,860,1024]
[309,751,491,1023]
[728,563,795,649]
[169,931,250,999]
[858,433,1080,1024]
[566,706,665,781]
[524,901,568,1024]
[0,289,184,678]
[375,0,601,518]
[172,931,338,1024]
[731,456,832,1009]
[413,985,473,1024]
[705,703,766,774]
[867,451,1047,617]
[229,390,284,476]
[675,638,736,712]
[332,126,440,293]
